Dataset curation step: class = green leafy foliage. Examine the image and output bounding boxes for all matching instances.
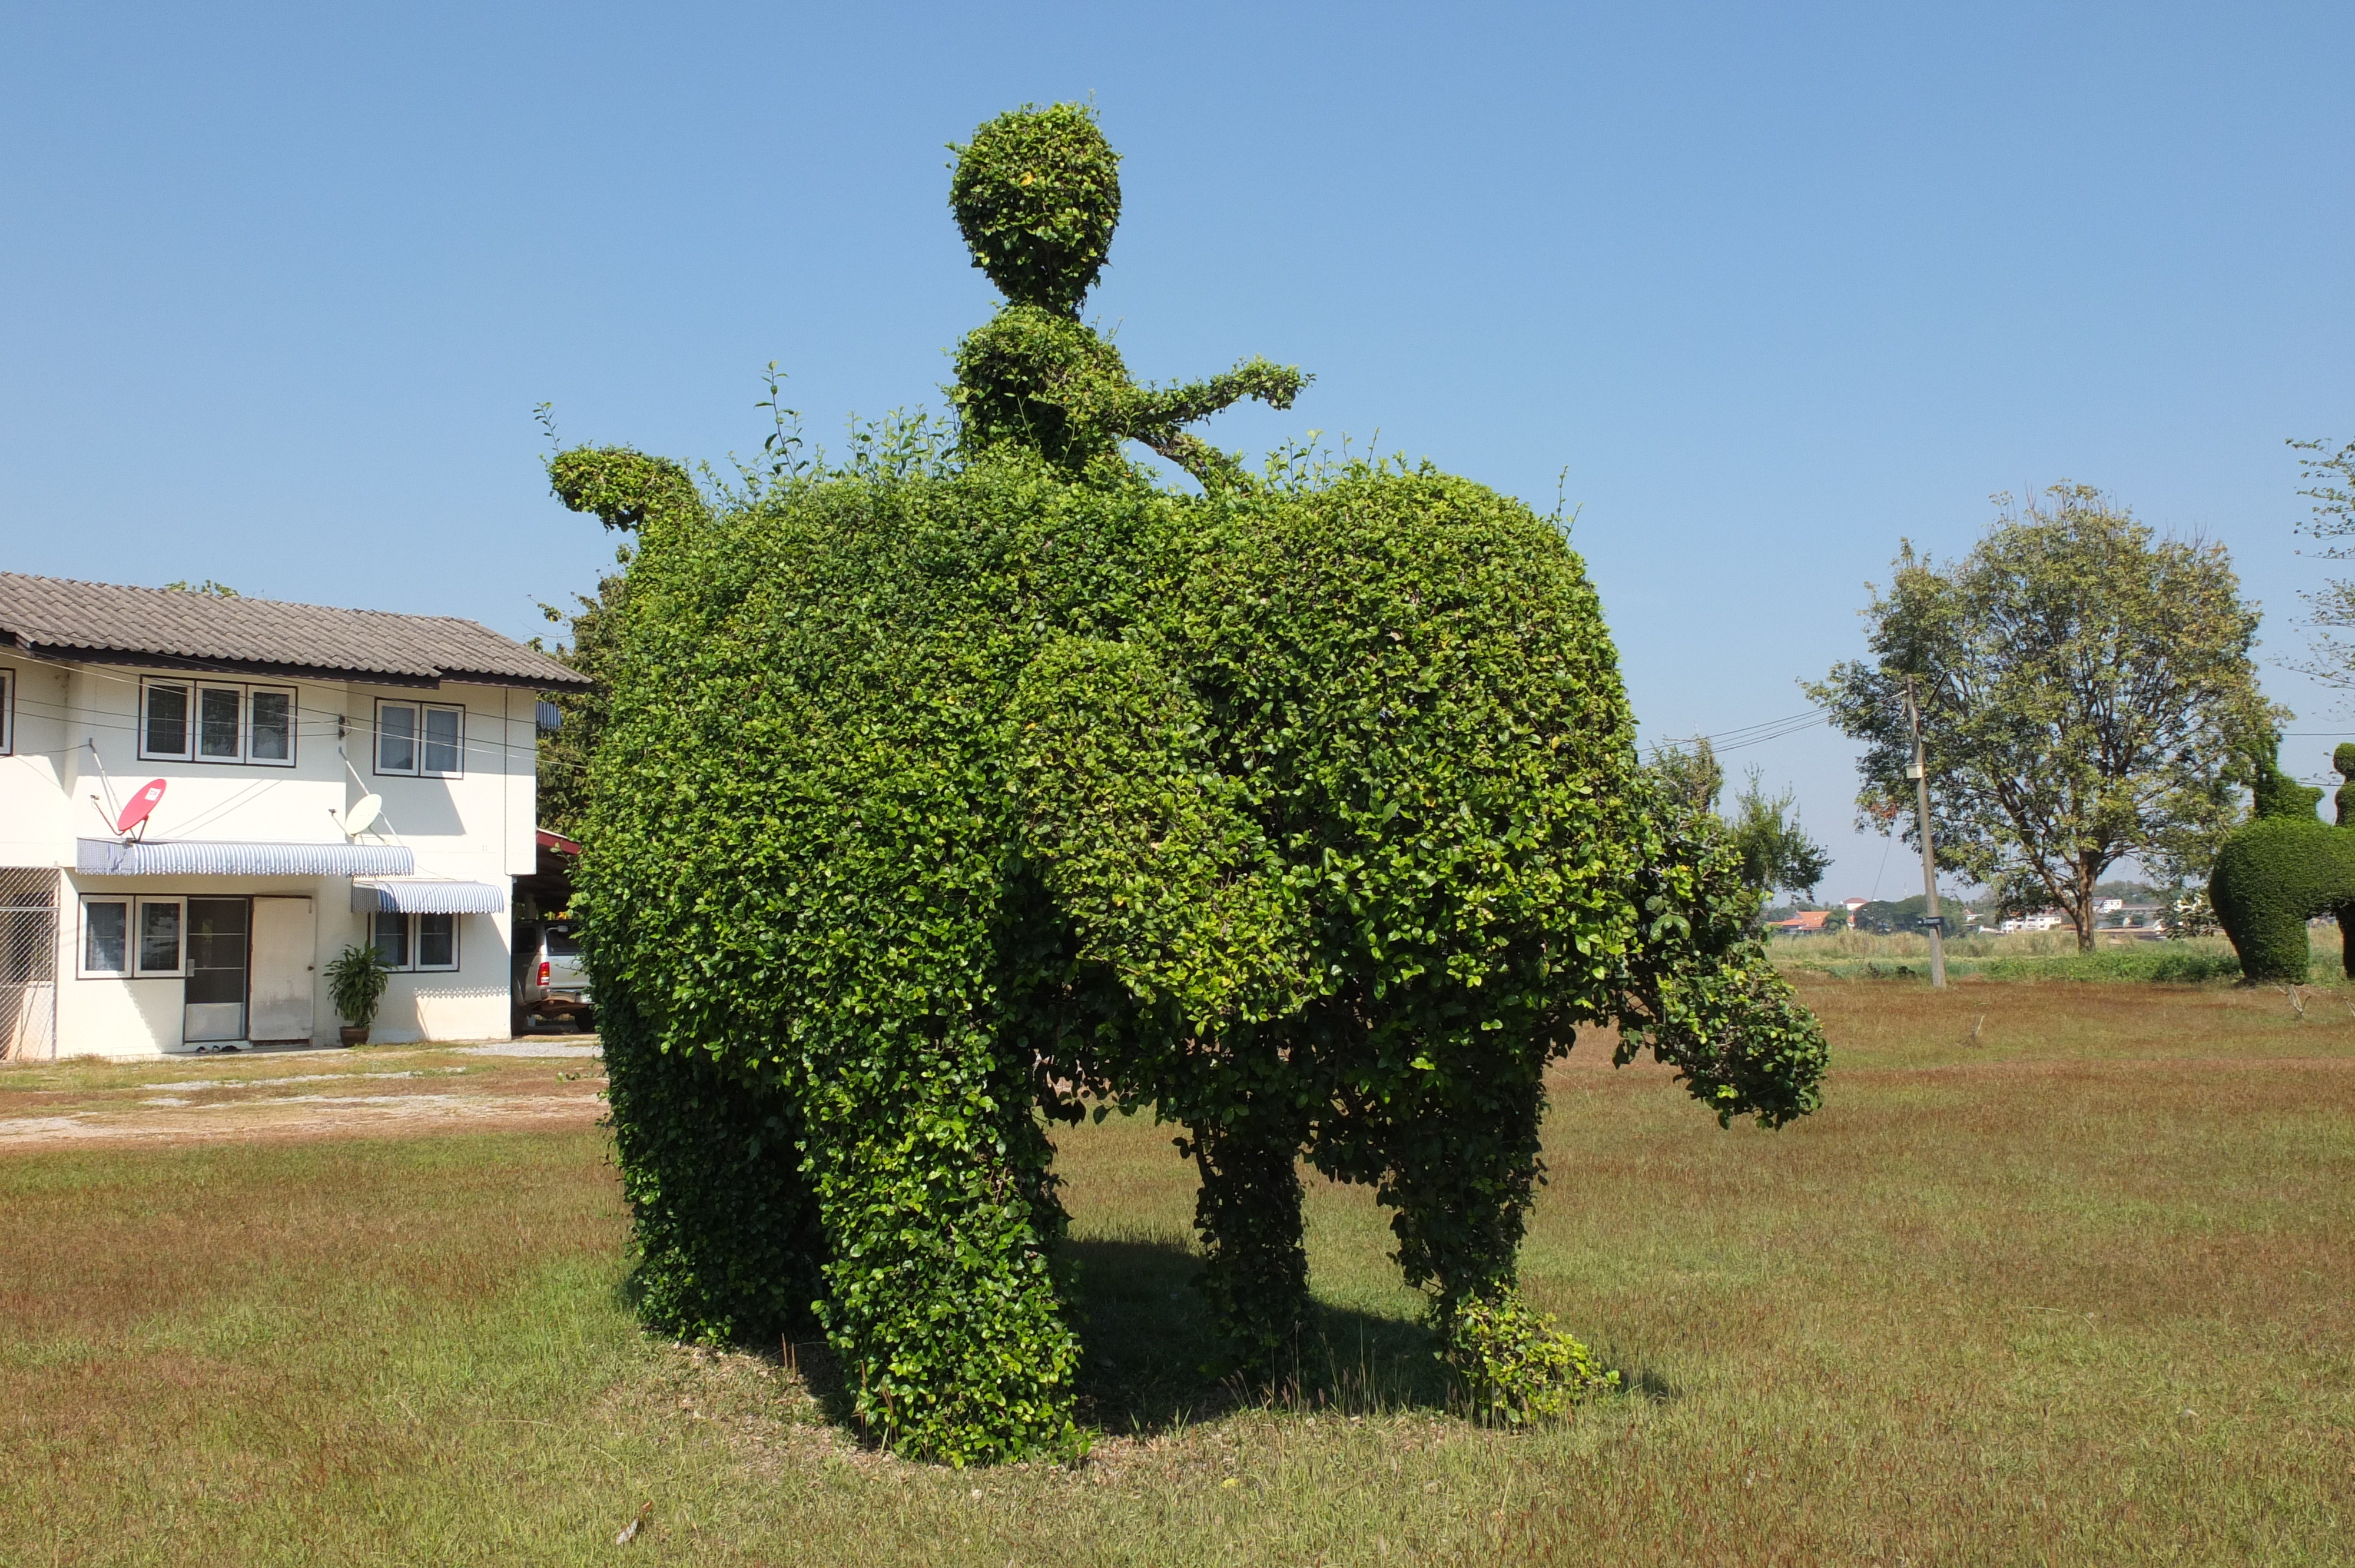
[2208,744,2355,983]
[324,944,389,1029]
[949,103,1122,316]
[1644,739,1829,905]
[560,104,1827,1465]
[1442,1290,1617,1425]
[1727,769,1832,901]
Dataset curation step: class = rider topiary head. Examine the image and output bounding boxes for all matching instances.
[950,103,1122,315]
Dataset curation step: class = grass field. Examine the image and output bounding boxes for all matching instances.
[2,981,2350,1565]
[1767,929,2286,984]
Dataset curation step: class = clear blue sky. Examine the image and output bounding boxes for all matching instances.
[5,2,2349,896]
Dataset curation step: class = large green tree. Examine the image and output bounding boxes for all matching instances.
[1807,486,2271,951]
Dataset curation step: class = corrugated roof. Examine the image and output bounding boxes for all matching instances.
[0,572,592,692]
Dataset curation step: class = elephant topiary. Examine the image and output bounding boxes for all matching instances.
[2208,743,2355,982]
[558,102,1827,1464]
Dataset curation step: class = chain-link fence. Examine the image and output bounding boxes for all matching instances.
[1,868,59,1062]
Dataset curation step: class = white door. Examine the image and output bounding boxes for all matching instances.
[249,897,316,1043]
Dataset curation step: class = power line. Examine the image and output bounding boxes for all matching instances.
[1643,707,1833,758]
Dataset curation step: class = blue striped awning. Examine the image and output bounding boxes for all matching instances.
[77,837,416,877]
[351,876,506,914]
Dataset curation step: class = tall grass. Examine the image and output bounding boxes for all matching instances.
[1772,928,2291,983]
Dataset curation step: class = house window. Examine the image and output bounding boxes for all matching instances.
[197,685,243,760]
[249,689,293,762]
[81,898,130,976]
[422,706,462,775]
[371,909,410,969]
[372,911,460,972]
[142,680,191,759]
[374,700,463,778]
[137,899,184,975]
[77,896,183,978]
[139,678,295,767]
[417,912,457,971]
[0,667,14,756]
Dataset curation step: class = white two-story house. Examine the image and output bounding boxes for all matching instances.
[0,572,591,1059]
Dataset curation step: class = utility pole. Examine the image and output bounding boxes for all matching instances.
[1903,676,1947,989]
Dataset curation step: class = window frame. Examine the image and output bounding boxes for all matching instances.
[246,685,295,765]
[138,676,297,768]
[370,911,462,974]
[373,699,464,779]
[140,679,193,762]
[75,895,185,979]
[79,896,132,978]
[0,666,14,756]
[414,912,460,972]
[194,682,246,762]
[370,909,412,970]
[135,896,187,977]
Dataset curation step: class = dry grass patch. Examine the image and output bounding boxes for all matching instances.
[0,982,2348,1564]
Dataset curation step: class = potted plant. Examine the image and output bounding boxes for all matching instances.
[325,942,391,1045]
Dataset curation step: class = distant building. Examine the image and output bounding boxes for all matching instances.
[1999,912,2067,933]
[0,572,588,1059]
[1770,909,1833,936]
[1841,897,1868,913]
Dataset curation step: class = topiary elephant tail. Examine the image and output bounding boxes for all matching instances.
[549,446,710,544]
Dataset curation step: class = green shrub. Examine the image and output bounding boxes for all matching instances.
[2210,749,2355,983]
[1443,1290,1617,1424]
[324,944,389,1029]
[563,104,1827,1464]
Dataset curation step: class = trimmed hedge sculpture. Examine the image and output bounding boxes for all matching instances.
[2210,742,2355,982]
[558,103,1827,1465]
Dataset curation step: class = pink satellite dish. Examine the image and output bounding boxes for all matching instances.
[116,778,167,835]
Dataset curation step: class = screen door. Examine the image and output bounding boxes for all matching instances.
[183,897,250,1042]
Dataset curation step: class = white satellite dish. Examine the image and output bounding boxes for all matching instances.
[343,795,383,837]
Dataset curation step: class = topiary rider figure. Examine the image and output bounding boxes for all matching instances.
[946,104,1305,485]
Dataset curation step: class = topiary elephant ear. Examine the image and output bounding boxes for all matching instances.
[1010,633,1318,1025]
[2335,743,2355,827]
[950,104,1121,316]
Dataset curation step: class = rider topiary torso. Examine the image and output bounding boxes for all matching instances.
[562,102,1826,1464]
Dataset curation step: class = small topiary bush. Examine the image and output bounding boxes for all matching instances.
[1444,1290,1618,1425]
[562,103,1827,1464]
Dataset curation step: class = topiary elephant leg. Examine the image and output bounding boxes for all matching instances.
[798,1020,1083,1466]
[2340,902,2355,980]
[1182,1111,1311,1385]
[1374,1081,1612,1422]
[600,991,828,1346]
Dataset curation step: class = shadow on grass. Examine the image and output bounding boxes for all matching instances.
[670,1238,1661,1446]
[1063,1237,1451,1435]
